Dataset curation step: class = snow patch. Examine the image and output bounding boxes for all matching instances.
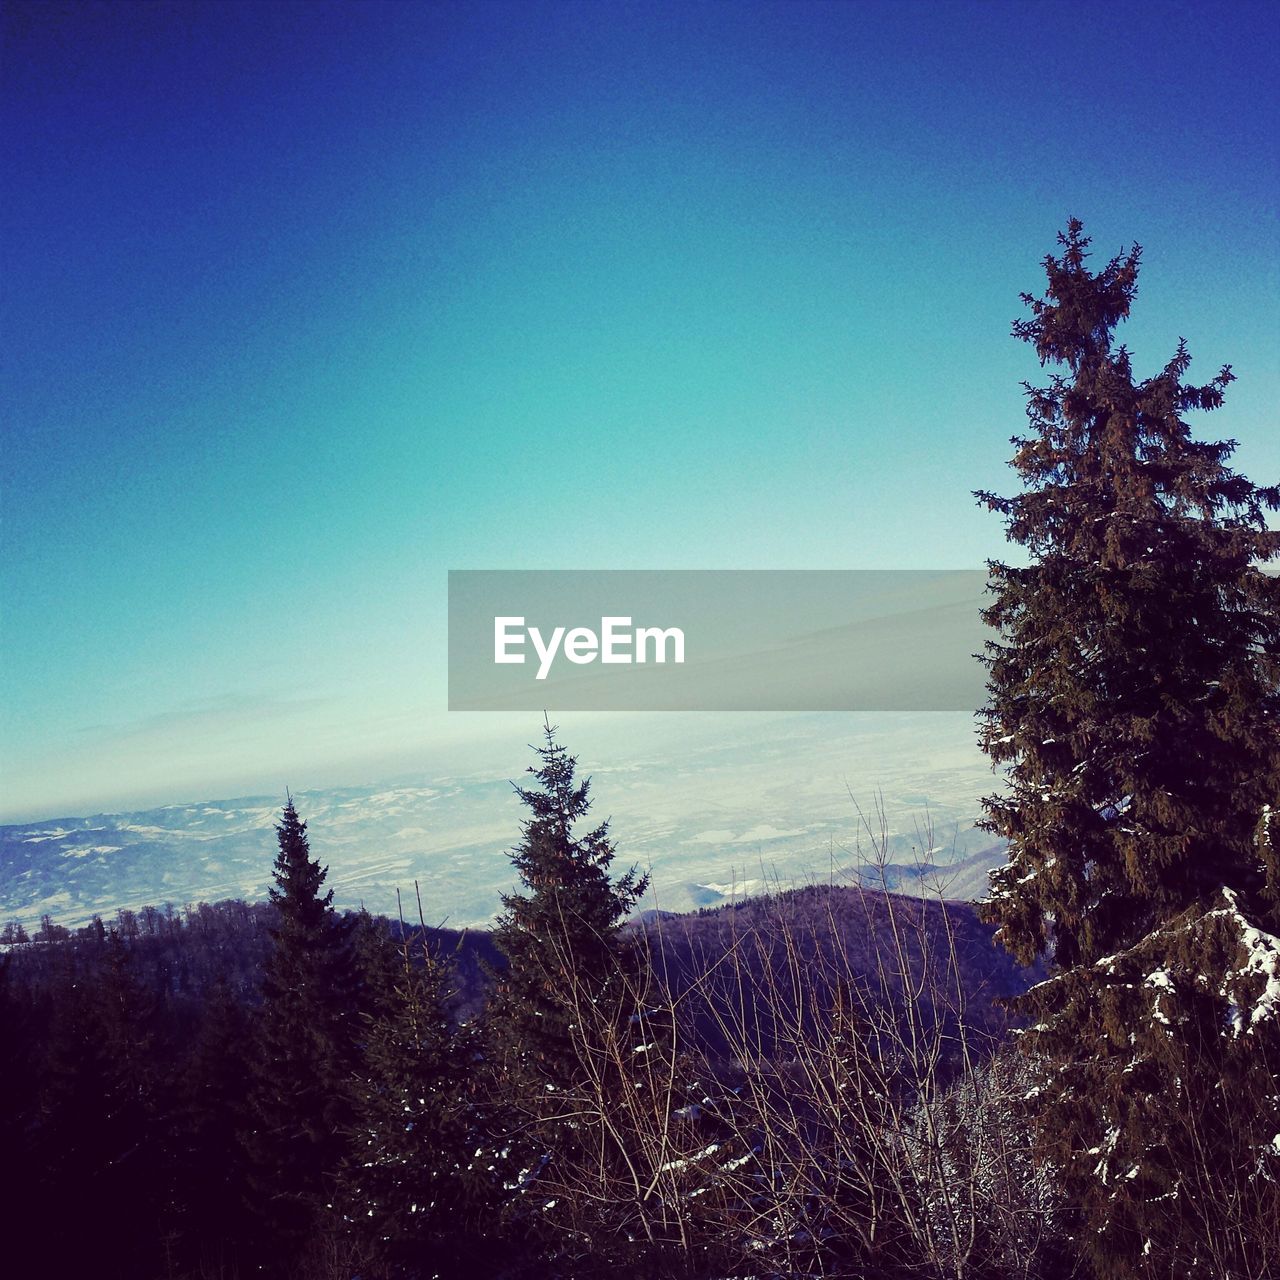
[1221,888,1280,1034]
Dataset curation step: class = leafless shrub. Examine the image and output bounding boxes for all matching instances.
[506,803,1063,1278]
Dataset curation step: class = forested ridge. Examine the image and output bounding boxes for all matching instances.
[3,223,1278,1278]
[0,818,1033,1278]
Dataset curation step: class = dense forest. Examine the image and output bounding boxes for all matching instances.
[0,745,1042,1280]
[3,225,1278,1279]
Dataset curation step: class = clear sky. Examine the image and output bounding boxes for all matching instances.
[2,0,1277,820]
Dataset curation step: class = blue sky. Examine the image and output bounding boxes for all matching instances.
[2,0,1277,820]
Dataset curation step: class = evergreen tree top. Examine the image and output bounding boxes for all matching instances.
[489,721,648,1096]
[514,721,598,835]
[496,725,646,956]
[269,796,334,929]
[977,220,1280,969]
[980,219,1279,565]
[1014,218,1140,373]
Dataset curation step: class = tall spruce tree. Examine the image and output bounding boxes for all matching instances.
[977,221,1280,1278]
[246,798,358,1266]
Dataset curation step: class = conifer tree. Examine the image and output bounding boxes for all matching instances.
[34,932,164,1277]
[246,798,358,1264]
[340,910,486,1278]
[977,220,1280,1277]
[490,722,649,1087]
[0,959,40,1269]
[174,977,255,1274]
[485,723,651,1260]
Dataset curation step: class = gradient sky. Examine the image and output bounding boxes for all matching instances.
[2,0,1278,820]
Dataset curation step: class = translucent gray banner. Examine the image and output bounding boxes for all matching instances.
[448,570,989,712]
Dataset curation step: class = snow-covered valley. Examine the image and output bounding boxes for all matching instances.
[0,712,1003,932]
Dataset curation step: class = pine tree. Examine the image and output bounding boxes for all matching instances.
[2,955,54,1276]
[173,977,256,1275]
[485,723,652,1261]
[246,798,358,1266]
[34,933,164,1278]
[339,910,487,1278]
[489,722,649,1087]
[977,220,1280,1277]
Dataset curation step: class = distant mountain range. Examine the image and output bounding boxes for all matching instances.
[848,845,1005,903]
[0,714,1006,932]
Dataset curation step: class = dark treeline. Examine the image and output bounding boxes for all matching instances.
[1,884,502,1278]
[0,763,1034,1280]
[2,723,1264,1280]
